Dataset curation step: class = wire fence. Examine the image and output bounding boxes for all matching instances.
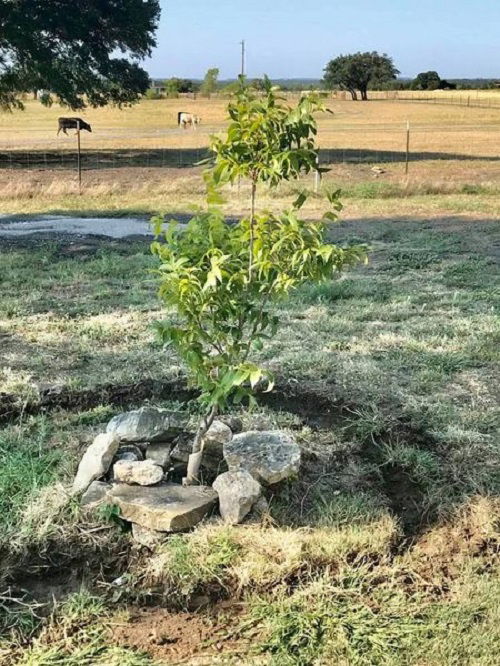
[0,124,498,171]
[349,92,500,109]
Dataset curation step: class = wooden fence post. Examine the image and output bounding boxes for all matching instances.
[405,121,410,175]
[76,120,82,194]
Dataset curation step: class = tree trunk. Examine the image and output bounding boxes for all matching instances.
[349,89,358,101]
[183,405,218,486]
[360,87,368,101]
[249,178,257,274]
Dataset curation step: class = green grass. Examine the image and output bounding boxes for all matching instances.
[0,212,499,664]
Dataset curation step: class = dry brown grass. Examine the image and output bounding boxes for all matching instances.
[1,95,499,155]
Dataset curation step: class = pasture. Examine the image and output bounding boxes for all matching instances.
[0,93,499,665]
[0,94,499,218]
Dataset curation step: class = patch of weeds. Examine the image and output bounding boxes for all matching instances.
[0,418,64,536]
[152,529,240,602]
[299,490,391,529]
[67,404,119,426]
[251,573,426,666]
[384,249,441,272]
[3,589,155,666]
[442,258,497,289]
[297,277,392,304]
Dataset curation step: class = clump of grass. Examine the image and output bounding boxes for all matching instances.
[144,528,240,604]
[2,589,154,666]
[0,418,65,540]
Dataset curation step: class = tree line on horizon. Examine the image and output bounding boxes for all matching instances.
[0,1,497,112]
[147,58,498,102]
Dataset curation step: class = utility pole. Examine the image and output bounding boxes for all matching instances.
[240,39,245,77]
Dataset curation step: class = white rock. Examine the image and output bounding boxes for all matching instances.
[223,431,301,485]
[113,459,164,486]
[106,407,188,443]
[213,470,262,524]
[73,433,120,494]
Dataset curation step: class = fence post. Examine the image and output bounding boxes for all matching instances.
[405,121,410,175]
[76,120,82,194]
[314,152,321,193]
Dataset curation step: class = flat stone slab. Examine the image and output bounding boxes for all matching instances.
[107,407,188,443]
[106,482,218,532]
[223,431,301,485]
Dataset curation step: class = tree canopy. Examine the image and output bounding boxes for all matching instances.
[0,0,160,110]
[412,71,441,90]
[200,68,219,97]
[323,52,399,100]
[411,71,457,91]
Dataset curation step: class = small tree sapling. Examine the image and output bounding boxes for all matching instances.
[152,78,366,485]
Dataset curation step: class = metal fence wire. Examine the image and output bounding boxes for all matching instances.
[0,123,498,171]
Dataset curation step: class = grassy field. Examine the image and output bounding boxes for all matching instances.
[0,92,499,664]
[1,95,499,155]
[0,93,498,220]
[0,204,499,663]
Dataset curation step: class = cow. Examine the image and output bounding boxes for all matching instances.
[57,117,92,136]
[177,112,200,130]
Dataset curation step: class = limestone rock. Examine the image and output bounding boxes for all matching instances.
[203,420,233,447]
[73,433,120,494]
[80,480,111,508]
[107,483,218,532]
[131,523,167,548]
[223,431,301,485]
[213,470,261,524]
[146,442,172,469]
[113,459,164,486]
[106,407,188,443]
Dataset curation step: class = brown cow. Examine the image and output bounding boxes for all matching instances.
[57,117,92,135]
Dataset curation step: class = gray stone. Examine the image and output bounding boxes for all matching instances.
[213,470,261,524]
[218,415,243,433]
[131,523,167,548]
[114,445,144,464]
[106,407,188,443]
[170,421,232,475]
[80,480,111,508]
[113,459,164,486]
[203,420,233,447]
[146,442,172,469]
[223,431,301,486]
[106,483,218,532]
[73,433,120,494]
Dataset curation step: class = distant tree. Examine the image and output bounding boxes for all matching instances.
[412,71,442,91]
[200,68,219,97]
[323,52,399,100]
[163,78,196,96]
[0,0,160,110]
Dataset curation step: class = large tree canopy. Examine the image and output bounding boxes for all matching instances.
[0,0,160,110]
[323,52,399,100]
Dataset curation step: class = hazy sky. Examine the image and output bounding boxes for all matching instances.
[145,0,499,80]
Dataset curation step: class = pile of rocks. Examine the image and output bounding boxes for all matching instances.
[72,406,301,543]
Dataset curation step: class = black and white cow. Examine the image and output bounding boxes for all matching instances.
[57,117,92,135]
[177,112,200,130]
